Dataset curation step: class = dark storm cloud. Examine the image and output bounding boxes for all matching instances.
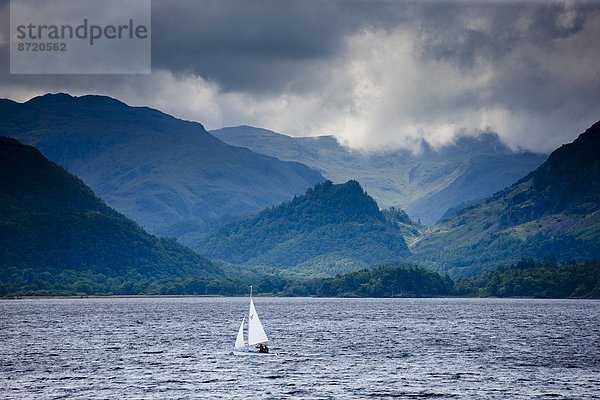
[0,0,382,92]
[150,0,409,94]
[149,0,596,95]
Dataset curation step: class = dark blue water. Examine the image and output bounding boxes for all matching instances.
[1,298,599,399]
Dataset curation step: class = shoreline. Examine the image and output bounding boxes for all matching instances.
[0,294,225,300]
[1,294,597,301]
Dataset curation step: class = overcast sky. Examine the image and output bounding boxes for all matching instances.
[1,0,599,153]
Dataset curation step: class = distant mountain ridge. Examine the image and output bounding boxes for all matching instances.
[0,137,221,296]
[0,94,325,231]
[411,120,600,276]
[195,180,412,278]
[211,125,547,225]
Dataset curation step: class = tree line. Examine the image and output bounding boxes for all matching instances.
[2,259,598,298]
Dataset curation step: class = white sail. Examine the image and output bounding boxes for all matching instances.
[247,298,269,345]
[235,317,245,348]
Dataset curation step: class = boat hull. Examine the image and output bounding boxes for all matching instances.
[233,348,277,356]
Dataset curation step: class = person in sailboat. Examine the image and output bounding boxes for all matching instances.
[258,344,269,353]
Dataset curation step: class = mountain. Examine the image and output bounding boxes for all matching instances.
[411,120,600,276]
[0,137,221,296]
[0,94,324,232]
[211,125,547,225]
[195,180,412,278]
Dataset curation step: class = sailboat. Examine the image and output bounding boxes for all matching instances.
[233,287,274,355]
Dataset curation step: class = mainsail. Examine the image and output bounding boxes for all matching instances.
[247,298,269,345]
[235,317,245,348]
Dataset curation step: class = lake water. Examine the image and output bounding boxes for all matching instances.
[0,297,599,399]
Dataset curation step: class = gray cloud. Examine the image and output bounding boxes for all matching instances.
[1,0,599,153]
[150,0,411,94]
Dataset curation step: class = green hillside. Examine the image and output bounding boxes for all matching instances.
[412,120,600,276]
[195,180,412,277]
[0,137,221,296]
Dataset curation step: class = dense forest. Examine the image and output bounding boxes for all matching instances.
[456,258,600,298]
[3,260,598,298]
[196,180,411,274]
[0,267,240,297]
[0,264,452,297]
[297,265,455,297]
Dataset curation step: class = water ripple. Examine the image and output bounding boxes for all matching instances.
[0,297,599,399]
